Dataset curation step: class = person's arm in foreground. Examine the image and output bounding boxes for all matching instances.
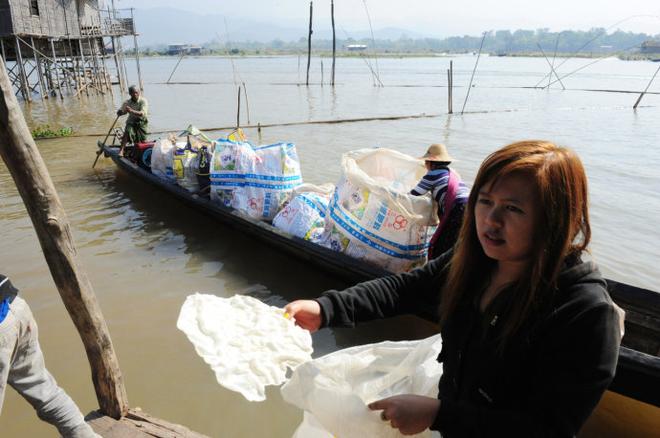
[285,252,449,332]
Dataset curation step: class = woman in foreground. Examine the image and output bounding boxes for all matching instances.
[285,140,621,437]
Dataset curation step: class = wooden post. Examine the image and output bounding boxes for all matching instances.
[67,39,80,98]
[14,37,31,102]
[87,38,99,94]
[99,40,113,96]
[50,39,63,99]
[0,58,129,419]
[110,36,124,91]
[31,38,48,99]
[447,60,453,114]
[331,0,336,86]
[320,60,324,86]
[78,39,89,96]
[242,82,251,125]
[633,64,660,110]
[131,9,144,92]
[306,1,313,86]
[61,40,73,94]
[236,84,241,128]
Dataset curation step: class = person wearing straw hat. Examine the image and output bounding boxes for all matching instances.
[410,144,469,259]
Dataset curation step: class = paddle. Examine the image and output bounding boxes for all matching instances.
[92,114,121,168]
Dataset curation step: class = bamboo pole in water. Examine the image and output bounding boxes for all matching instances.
[0,58,129,419]
[242,82,251,125]
[633,64,660,110]
[236,84,241,128]
[331,0,336,86]
[31,37,48,99]
[448,60,453,114]
[50,39,63,99]
[15,37,31,102]
[461,31,487,115]
[306,1,313,86]
[131,8,144,92]
[537,43,565,90]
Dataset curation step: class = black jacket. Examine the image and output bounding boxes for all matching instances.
[315,253,621,437]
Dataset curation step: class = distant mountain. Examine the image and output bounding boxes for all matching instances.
[131,8,427,47]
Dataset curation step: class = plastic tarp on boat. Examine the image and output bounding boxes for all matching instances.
[210,139,303,220]
[322,148,436,272]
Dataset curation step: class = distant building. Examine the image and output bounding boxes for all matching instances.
[641,40,660,54]
[167,43,188,55]
[346,44,367,51]
[167,44,202,56]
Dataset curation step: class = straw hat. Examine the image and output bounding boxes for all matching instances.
[420,143,454,162]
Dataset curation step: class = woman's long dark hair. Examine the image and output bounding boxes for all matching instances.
[439,141,591,347]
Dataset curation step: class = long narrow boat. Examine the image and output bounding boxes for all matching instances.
[100,144,659,436]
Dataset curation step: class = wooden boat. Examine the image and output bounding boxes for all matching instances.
[100,144,659,436]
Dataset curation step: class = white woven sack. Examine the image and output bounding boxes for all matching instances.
[233,142,303,221]
[209,139,256,207]
[323,148,436,272]
[272,184,334,243]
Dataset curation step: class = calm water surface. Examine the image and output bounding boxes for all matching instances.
[1,55,659,437]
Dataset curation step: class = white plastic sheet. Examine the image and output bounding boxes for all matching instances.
[281,334,443,438]
[176,293,313,402]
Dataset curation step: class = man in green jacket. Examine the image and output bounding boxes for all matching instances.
[117,85,149,156]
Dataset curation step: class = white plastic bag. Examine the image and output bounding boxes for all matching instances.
[323,148,437,272]
[173,146,200,192]
[272,183,334,243]
[281,334,443,438]
[151,138,176,182]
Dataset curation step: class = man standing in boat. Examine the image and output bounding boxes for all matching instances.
[116,85,149,156]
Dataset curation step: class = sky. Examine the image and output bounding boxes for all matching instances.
[113,0,660,36]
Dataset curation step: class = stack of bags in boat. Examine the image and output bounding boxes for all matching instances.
[321,148,437,273]
[210,139,303,221]
[150,126,215,192]
[272,184,334,244]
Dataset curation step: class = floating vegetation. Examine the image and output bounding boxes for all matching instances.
[31,125,74,139]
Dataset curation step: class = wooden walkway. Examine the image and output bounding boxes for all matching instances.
[86,408,210,438]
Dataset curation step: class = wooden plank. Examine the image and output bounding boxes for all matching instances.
[0,58,129,418]
[87,409,210,438]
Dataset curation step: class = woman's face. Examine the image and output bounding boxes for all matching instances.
[475,172,540,272]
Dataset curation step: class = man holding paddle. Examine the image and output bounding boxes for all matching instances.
[116,85,149,156]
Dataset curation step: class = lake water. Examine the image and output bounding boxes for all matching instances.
[1,55,659,437]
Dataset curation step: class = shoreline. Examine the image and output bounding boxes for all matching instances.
[127,50,660,62]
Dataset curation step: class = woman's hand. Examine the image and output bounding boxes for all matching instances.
[369,394,440,435]
[284,300,322,332]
